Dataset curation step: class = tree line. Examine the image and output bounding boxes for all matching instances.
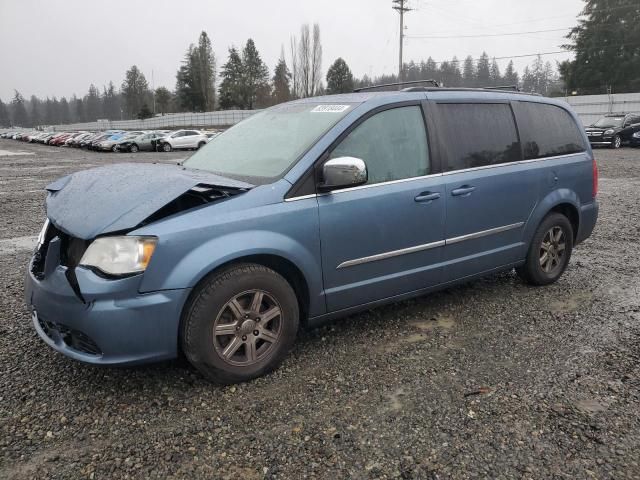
[1,25,563,128]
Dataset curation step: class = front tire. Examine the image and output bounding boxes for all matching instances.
[162,142,172,152]
[517,213,573,286]
[197,141,206,149]
[181,264,299,384]
[129,144,139,153]
[111,145,118,152]
[610,135,622,149]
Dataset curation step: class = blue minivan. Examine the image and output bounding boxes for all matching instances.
[25,87,599,383]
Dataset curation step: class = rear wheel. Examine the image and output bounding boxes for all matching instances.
[181,264,299,384]
[129,144,139,153]
[111,145,118,152]
[516,213,573,286]
[162,142,172,152]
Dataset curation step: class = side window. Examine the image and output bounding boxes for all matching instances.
[436,103,521,171]
[513,102,586,159]
[329,106,430,185]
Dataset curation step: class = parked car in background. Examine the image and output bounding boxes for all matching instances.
[116,132,165,152]
[26,88,598,384]
[156,130,208,152]
[585,113,640,148]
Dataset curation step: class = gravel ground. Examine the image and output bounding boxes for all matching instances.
[0,140,639,479]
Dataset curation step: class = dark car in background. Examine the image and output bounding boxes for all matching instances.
[585,113,640,148]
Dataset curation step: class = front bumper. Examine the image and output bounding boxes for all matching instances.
[25,259,191,366]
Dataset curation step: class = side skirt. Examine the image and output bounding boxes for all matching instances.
[305,261,524,329]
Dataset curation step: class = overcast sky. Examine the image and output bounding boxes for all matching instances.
[0,0,585,101]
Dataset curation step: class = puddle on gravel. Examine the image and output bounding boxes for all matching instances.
[0,236,37,254]
[549,291,593,313]
[576,398,611,414]
[410,315,456,331]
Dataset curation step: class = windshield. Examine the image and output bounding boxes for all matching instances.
[593,117,624,128]
[184,102,354,183]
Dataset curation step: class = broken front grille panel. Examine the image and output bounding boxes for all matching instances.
[30,221,90,280]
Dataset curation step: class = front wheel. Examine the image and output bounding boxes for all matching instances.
[610,135,622,149]
[197,141,206,149]
[162,142,172,152]
[517,213,573,286]
[111,145,118,152]
[129,144,139,153]
[181,264,299,384]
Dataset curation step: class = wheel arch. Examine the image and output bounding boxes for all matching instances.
[525,189,582,244]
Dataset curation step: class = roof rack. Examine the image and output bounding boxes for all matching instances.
[354,79,440,92]
[480,85,521,92]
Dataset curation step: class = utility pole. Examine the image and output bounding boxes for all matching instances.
[392,0,411,82]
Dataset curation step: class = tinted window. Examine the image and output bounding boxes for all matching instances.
[329,106,429,184]
[436,103,521,171]
[514,102,586,159]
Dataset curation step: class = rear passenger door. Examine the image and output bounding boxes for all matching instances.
[318,104,446,312]
[433,102,539,281]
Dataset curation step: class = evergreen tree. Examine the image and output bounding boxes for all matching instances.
[30,95,43,127]
[242,39,270,109]
[72,94,85,123]
[175,32,217,112]
[155,87,173,114]
[176,46,198,112]
[44,97,55,125]
[272,52,292,105]
[326,58,354,94]
[489,58,502,86]
[85,84,102,121]
[475,52,491,87]
[462,56,476,87]
[503,60,519,86]
[11,91,29,126]
[560,0,640,94]
[0,98,10,127]
[137,104,153,120]
[218,47,245,110]
[522,66,534,92]
[59,97,71,124]
[121,65,149,118]
[102,82,120,120]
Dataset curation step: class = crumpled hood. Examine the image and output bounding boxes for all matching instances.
[45,162,253,240]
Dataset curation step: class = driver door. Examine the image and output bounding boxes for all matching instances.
[317,104,446,312]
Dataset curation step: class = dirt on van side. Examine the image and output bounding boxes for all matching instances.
[1,140,639,479]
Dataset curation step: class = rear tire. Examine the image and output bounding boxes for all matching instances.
[181,264,299,384]
[111,145,118,152]
[197,141,206,149]
[516,213,573,286]
[162,142,172,152]
[130,144,139,153]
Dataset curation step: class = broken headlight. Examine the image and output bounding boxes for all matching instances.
[79,236,157,276]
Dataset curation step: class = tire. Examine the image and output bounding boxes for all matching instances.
[181,264,299,384]
[197,141,206,149]
[111,145,118,152]
[129,144,139,153]
[610,135,622,149]
[516,212,574,286]
[162,142,172,152]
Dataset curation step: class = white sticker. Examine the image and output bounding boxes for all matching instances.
[311,105,350,113]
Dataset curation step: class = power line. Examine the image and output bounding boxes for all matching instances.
[406,27,573,39]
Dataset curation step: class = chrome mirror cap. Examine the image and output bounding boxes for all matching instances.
[320,157,368,191]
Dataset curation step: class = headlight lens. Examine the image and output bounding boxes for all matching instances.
[633,132,640,138]
[80,236,157,276]
[604,129,615,135]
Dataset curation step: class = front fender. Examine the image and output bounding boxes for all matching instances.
[139,230,325,317]
[523,188,581,245]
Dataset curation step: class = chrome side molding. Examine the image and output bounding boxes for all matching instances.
[336,222,524,269]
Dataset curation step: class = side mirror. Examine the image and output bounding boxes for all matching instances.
[319,157,368,192]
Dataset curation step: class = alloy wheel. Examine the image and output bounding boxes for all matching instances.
[212,289,282,366]
[539,226,566,274]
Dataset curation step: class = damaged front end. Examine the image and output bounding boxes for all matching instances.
[25,163,252,364]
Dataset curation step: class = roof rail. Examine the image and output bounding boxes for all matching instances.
[354,79,440,92]
[480,85,521,91]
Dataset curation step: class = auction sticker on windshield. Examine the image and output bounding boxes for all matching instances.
[311,105,351,113]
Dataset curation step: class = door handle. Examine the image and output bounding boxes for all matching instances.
[451,185,476,196]
[414,192,441,203]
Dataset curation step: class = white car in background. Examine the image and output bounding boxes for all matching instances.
[157,130,208,152]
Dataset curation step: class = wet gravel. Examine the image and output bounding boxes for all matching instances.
[1,140,639,479]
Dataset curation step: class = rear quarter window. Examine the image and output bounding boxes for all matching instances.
[512,101,586,159]
[435,103,521,171]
